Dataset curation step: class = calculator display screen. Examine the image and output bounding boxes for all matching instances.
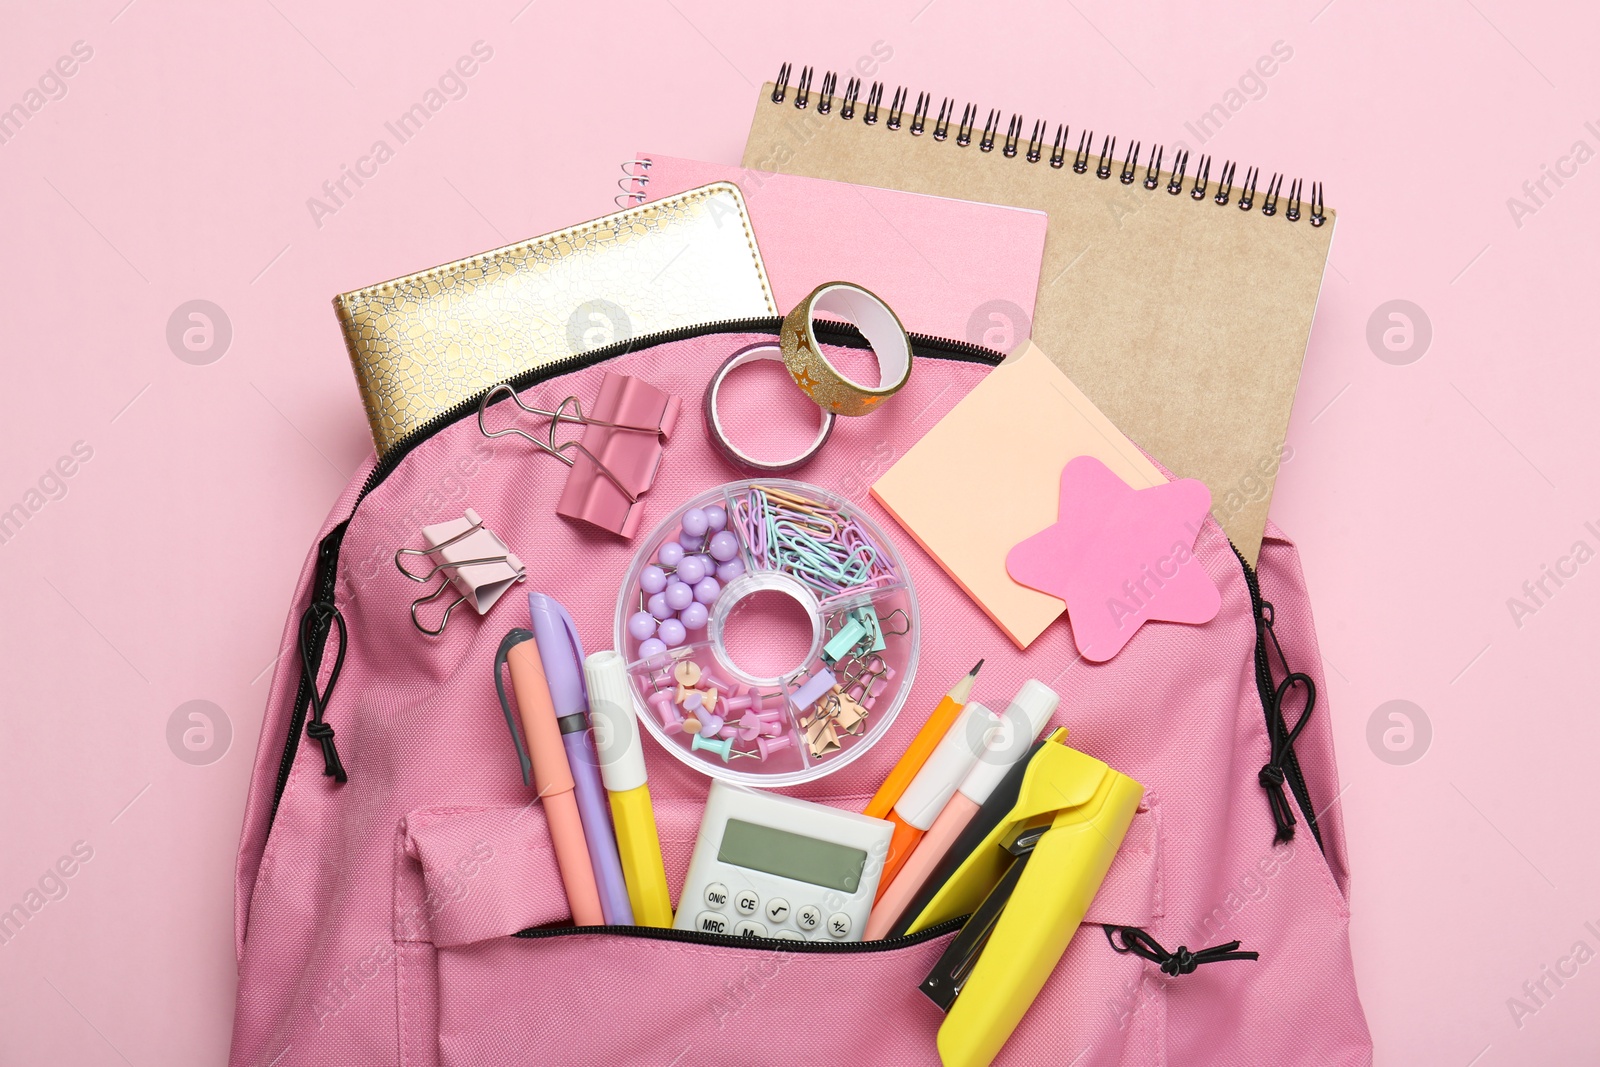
[717,819,868,892]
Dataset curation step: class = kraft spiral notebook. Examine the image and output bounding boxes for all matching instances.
[625,154,1048,342]
[742,65,1337,564]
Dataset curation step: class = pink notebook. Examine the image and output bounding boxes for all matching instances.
[632,153,1048,344]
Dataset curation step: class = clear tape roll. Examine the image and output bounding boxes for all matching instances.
[703,343,835,474]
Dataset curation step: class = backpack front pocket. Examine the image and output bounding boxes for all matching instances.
[400,801,1163,1067]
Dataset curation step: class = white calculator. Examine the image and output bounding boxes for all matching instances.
[674,781,894,942]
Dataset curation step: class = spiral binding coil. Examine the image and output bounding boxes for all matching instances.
[615,160,651,208]
[767,63,1326,225]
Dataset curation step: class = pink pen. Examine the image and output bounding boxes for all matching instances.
[864,680,1060,940]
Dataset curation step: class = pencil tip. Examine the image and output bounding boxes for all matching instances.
[969,658,984,677]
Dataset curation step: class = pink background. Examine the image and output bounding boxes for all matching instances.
[1,1,1595,1064]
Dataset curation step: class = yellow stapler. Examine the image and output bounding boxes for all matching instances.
[902,729,1144,1067]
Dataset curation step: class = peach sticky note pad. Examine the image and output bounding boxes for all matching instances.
[871,341,1165,648]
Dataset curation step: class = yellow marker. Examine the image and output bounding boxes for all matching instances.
[606,783,674,926]
[583,651,674,927]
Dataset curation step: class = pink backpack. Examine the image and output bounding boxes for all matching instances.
[230,323,1372,1066]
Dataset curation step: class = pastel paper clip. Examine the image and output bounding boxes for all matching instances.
[394,509,525,635]
[478,371,682,538]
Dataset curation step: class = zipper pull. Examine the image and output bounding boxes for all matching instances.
[1252,597,1315,842]
[306,720,346,782]
[298,600,350,784]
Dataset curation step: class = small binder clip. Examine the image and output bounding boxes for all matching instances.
[478,371,681,538]
[394,509,525,635]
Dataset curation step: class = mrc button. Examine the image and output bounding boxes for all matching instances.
[695,911,730,935]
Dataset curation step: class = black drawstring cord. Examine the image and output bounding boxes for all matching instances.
[298,600,348,783]
[1104,926,1259,976]
[1255,600,1315,842]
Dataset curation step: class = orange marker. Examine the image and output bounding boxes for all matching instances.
[864,660,983,820]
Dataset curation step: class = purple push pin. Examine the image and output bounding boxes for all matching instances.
[640,565,668,595]
[664,581,694,612]
[675,555,707,586]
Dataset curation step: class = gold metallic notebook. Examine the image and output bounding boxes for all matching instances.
[334,183,777,455]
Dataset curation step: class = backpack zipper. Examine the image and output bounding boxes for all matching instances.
[511,915,966,953]
[266,320,1001,821]
[268,523,347,825]
[356,316,999,505]
[1234,545,1324,854]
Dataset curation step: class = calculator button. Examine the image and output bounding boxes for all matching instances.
[695,911,730,935]
[734,889,759,915]
[765,897,790,924]
[826,913,852,939]
[733,920,768,938]
[775,930,803,941]
[795,905,821,931]
[704,883,729,909]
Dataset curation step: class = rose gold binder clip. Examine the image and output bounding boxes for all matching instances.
[394,509,525,635]
[477,371,682,538]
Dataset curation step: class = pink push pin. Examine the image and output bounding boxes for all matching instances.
[758,718,784,738]
[718,724,738,740]
[648,690,679,727]
[736,712,764,742]
[756,734,793,760]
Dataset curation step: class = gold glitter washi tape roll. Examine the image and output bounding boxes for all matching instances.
[779,282,913,417]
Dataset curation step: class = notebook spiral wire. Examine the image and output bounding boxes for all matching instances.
[768,63,1325,226]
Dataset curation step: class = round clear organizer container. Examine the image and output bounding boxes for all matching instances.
[612,479,920,786]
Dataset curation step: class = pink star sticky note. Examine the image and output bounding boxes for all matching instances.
[1005,456,1221,661]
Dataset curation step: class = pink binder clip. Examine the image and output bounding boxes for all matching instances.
[394,509,526,635]
[477,372,681,538]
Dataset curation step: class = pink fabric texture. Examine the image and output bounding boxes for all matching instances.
[230,332,1371,1066]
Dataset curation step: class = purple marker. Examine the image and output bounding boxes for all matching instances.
[528,592,634,926]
